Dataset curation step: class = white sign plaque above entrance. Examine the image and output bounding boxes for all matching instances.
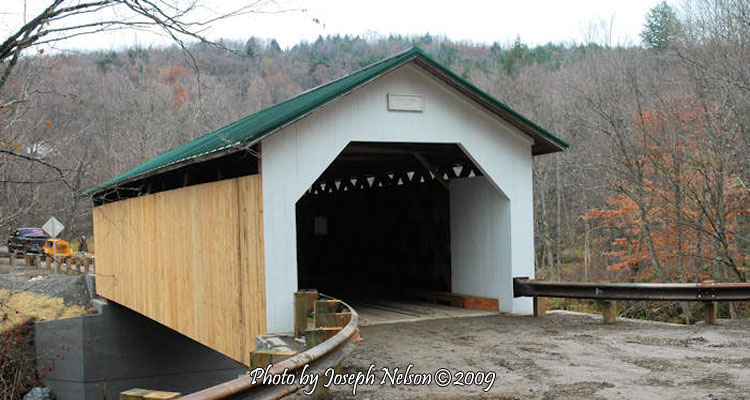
[387,93,425,112]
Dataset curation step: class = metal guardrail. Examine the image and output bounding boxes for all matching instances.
[513,277,750,301]
[181,296,359,400]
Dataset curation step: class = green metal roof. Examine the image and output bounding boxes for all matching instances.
[86,46,568,195]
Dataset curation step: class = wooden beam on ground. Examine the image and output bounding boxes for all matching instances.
[143,392,180,400]
[415,291,499,311]
[120,389,154,400]
[121,389,181,400]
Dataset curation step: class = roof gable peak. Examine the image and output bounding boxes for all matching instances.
[86,46,567,196]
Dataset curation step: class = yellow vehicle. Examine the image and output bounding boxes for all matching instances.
[43,238,73,258]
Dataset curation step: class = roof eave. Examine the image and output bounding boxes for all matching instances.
[87,46,569,198]
[410,53,569,155]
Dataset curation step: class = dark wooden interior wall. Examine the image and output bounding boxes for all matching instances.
[296,182,451,297]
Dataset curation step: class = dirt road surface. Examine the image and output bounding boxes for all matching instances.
[300,313,750,399]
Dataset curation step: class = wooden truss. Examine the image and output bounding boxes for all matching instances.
[307,163,483,196]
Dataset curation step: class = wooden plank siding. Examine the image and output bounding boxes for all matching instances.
[92,175,266,366]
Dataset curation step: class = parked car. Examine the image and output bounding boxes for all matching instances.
[7,227,48,254]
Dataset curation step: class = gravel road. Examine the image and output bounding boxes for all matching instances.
[297,312,750,399]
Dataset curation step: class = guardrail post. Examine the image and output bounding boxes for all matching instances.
[315,299,341,314]
[304,327,342,396]
[305,327,341,350]
[703,301,717,324]
[25,254,32,267]
[250,349,298,369]
[34,254,41,268]
[45,256,51,269]
[316,312,352,328]
[295,290,318,338]
[599,300,616,324]
[10,253,18,267]
[533,297,547,317]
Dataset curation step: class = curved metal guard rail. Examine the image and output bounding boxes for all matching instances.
[181,296,359,400]
[513,277,750,301]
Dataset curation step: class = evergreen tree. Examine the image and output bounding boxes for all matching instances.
[268,39,282,55]
[641,2,678,50]
[245,37,258,57]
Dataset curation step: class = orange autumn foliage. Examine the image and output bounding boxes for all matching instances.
[585,97,748,282]
[160,65,190,108]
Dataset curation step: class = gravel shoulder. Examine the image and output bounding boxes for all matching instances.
[302,313,750,399]
[0,270,92,307]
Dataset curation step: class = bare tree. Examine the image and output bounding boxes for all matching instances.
[0,0,284,236]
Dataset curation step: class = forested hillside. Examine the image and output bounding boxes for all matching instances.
[1,1,747,287]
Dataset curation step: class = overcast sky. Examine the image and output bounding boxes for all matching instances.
[0,0,664,52]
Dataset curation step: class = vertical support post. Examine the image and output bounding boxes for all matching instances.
[84,256,91,273]
[305,327,340,350]
[704,301,717,324]
[10,253,17,267]
[294,291,309,338]
[533,297,547,317]
[600,300,616,324]
[302,290,318,313]
[304,327,341,396]
[52,239,57,272]
[25,254,32,267]
[316,312,351,328]
[34,255,41,269]
[315,299,341,315]
[45,256,52,269]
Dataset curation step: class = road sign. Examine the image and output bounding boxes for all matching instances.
[42,217,64,238]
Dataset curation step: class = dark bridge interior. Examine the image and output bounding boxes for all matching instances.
[296,142,482,299]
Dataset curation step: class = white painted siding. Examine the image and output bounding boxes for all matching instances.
[262,62,535,332]
[450,177,512,309]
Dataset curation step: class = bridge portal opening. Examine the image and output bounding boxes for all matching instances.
[295,142,486,303]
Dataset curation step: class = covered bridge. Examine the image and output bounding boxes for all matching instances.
[87,47,568,366]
